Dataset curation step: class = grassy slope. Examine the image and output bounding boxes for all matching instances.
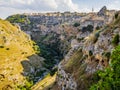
[0,19,35,89]
[32,74,57,90]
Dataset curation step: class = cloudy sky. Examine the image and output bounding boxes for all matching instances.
[0,0,120,19]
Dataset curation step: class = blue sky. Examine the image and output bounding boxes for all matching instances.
[0,0,120,19]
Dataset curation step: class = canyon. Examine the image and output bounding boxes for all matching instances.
[0,6,120,90]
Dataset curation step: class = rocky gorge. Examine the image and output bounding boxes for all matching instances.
[1,6,120,90]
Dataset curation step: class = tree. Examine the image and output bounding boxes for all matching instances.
[90,45,120,90]
[115,13,119,19]
[112,34,119,46]
[73,22,80,27]
[82,25,93,32]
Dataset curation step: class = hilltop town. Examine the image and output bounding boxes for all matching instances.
[7,6,115,37]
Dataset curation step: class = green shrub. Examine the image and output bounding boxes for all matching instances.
[112,34,119,46]
[89,50,93,56]
[90,45,120,90]
[93,31,100,43]
[95,26,102,30]
[73,22,80,27]
[114,15,120,25]
[17,81,33,90]
[36,70,46,77]
[115,13,119,19]
[6,14,30,24]
[82,25,93,32]
[104,52,111,59]
[33,42,40,54]
[50,67,57,76]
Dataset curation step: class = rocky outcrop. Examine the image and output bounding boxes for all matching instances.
[56,12,120,90]
[21,54,47,82]
[97,6,107,16]
[5,9,118,90]
[57,63,77,90]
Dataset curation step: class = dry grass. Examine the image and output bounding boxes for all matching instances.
[64,48,83,73]
[63,48,97,90]
[31,73,57,90]
[0,19,35,89]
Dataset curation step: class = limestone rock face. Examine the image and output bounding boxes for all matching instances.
[21,54,46,82]
[57,63,77,90]
[56,12,120,90]
[5,10,119,90]
[21,54,45,75]
[97,6,107,16]
[71,39,79,48]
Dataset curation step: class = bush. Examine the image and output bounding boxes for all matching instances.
[112,34,119,46]
[89,50,93,56]
[36,70,46,77]
[73,22,80,27]
[17,81,33,90]
[115,13,119,19]
[90,45,120,90]
[104,52,111,59]
[114,15,120,25]
[50,67,57,76]
[95,26,101,30]
[82,25,93,32]
[6,14,30,24]
[93,31,100,43]
[32,42,40,54]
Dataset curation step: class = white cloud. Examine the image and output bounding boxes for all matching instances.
[107,0,120,10]
[42,0,58,9]
[0,0,79,11]
[55,0,80,11]
[0,0,82,19]
[0,6,36,19]
[1,0,120,19]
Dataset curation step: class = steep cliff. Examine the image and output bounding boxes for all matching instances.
[5,9,119,90]
[0,19,44,90]
[56,12,120,90]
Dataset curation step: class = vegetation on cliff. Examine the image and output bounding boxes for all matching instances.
[90,12,120,90]
[90,45,120,90]
[0,19,38,89]
[6,14,30,24]
[2,10,120,90]
[55,12,120,90]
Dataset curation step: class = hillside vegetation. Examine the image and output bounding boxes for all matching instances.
[6,14,30,24]
[3,9,120,90]
[0,19,36,89]
[90,12,120,90]
[55,12,120,90]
